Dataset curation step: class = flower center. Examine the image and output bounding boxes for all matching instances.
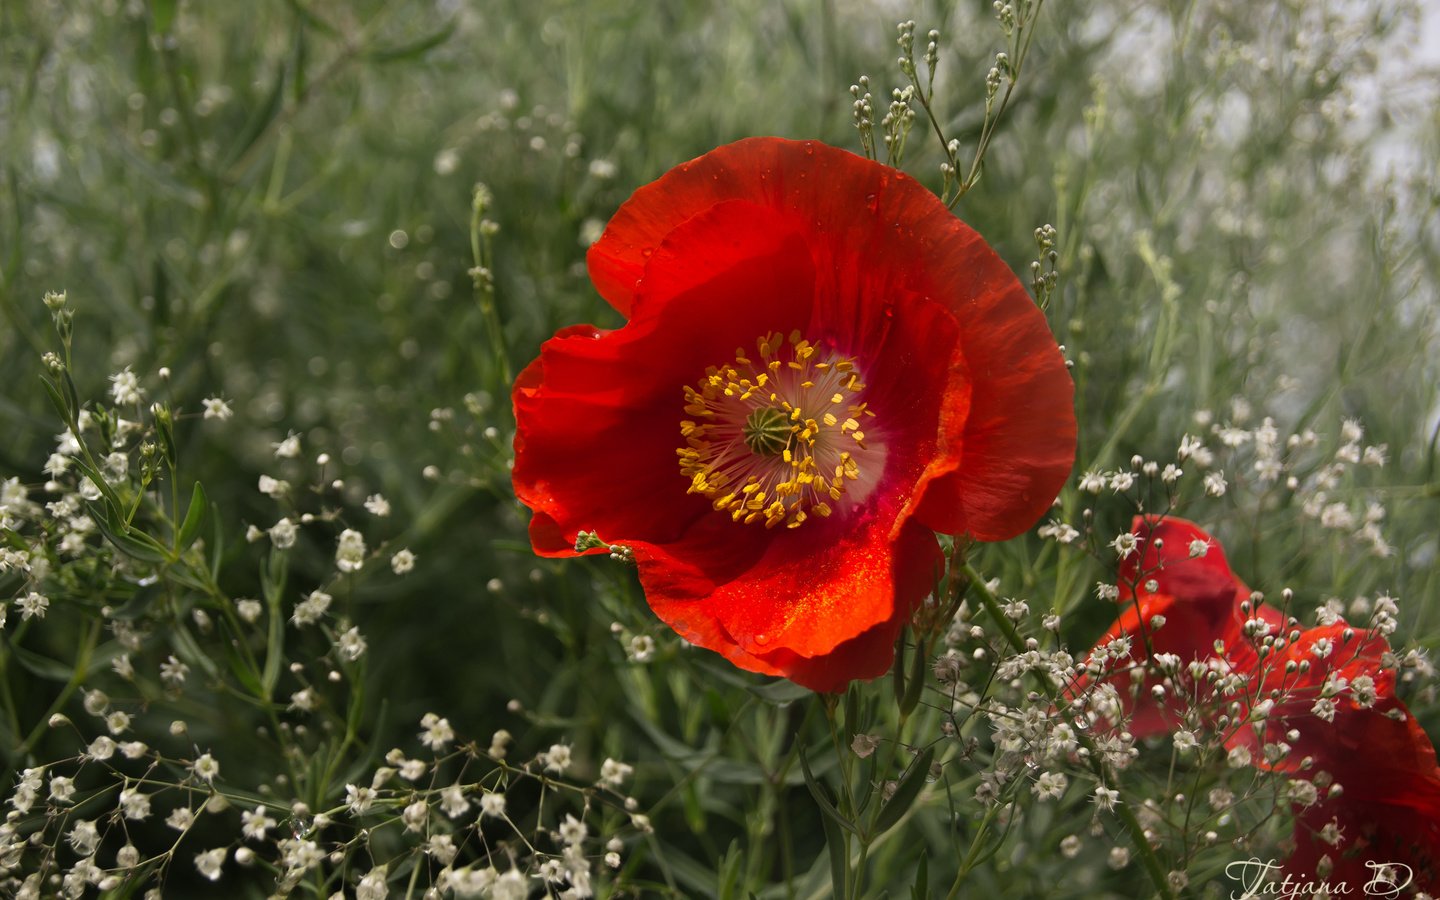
[677,330,879,529]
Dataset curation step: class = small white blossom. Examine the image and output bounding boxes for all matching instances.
[419,713,455,751]
[202,397,233,421]
[346,784,377,815]
[1203,471,1227,497]
[850,734,880,759]
[258,475,289,498]
[1111,532,1138,559]
[1092,786,1119,811]
[292,590,332,626]
[192,753,220,783]
[241,806,276,840]
[363,494,391,517]
[272,433,301,459]
[194,847,226,882]
[236,599,263,623]
[440,784,469,819]
[109,368,145,406]
[600,757,633,787]
[16,592,49,620]
[268,517,298,548]
[390,548,416,574]
[335,529,366,572]
[1032,771,1068,800]
[335,626,367,662]
[544,743,574,773]
[1188,539,1209,559]
[480,791,506,818]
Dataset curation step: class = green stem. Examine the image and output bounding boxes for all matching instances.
[963,560,1176,900]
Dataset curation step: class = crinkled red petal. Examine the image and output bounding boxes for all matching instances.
[587,136,1073,544]
[512,202,815,556]
[634,517,942,692]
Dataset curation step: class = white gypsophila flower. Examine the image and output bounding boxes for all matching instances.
[403,801,428,832]
[559,813,588,846]
[1311,638,1334,659]
[118,788,151,821]
[1351,675,1377,708]
[489,729,513,759]
[335,626,367,662]
[192,752,220,783]
[480,791,506,818]
[1174,730,1199,752]
[1108,471,1134,492]
[398,758,427,780]
[1092,786,1119,812]
[292,590,332,626]
[1161,463,1182,483]
[257,475,289,498]
[1203,471,1227,497]
[241,806,275,840]
[1095,582,1120,601]
[272,433,301,459]
[1032,771,1067,801]
[236,599,262,623]
[1226,745,1251,768]
[357,866,389,900]
[87,736,116,760]
[167,807,195,831]
[1111,532,1138,558]
[335,529,366,572]
[161,655,189,687]
[1078,471,1105,493]
[626,634,655,662]
[600,757,633,787]
[194,847,226,882]
[289,687,318,712]
[419,713,454,751]
[49,774,76,803]
[544,743,573,773]
[440,784,469,819]
[68,819,100,854]
[269,517,298,548]
[1188,538,1209,559]
[346,784,376,815]
[363,494,391,517]
[109,368,144,406]
[201,397,233,421]
[106,710,131,735]
[16,592,49,621]
[1003,598,1029,619]
[390,548,416,574]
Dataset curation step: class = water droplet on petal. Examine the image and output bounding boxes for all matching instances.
[754,633,769,646]
[641,248,653,259]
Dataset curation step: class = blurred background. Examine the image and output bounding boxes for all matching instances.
[1,0,1437,896]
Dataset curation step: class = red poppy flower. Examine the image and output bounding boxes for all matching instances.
[1224,623,1440,891]
[1074,515,1282,736]
[512,137,1075,692]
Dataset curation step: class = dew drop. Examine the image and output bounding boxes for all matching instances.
[641,248,653,259]
[754,633,769,646]
[803,142,815,155]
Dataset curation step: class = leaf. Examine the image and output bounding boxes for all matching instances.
[745,679,812,706]
[149,0,177,33]
[9,644,76,682]
[176,481,207,553]
[910,853,928,900]
[800,747,859,837]
[365,20,456,64]
[717,839,743,900]
[872,747,935,837]
[93,505,170,565]
[822,803,849,900]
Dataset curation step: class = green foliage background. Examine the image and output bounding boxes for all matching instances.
[1,0,1437,896]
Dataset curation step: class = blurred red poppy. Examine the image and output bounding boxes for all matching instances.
[512,137,1075,691]
[1227,623,1440,891]
[1080,516,1440,891]
[1073,515,1281,736]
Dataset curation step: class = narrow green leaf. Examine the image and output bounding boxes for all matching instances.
[910,853,928,900]
[717,839,742,900]
[366,21,455,63]
[745,679,811,706]
[92,506,169,564]
[800,747,859,836]
[176,481,207,553]
[821,798,848,900]
[873,747,936,836]
[9,644,76,682]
